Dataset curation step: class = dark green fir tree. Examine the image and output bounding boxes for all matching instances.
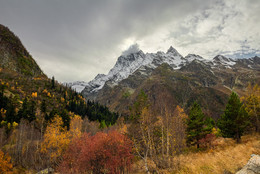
[217,92,249,143]
[186,102,212,148]
[51,76,55,89]
[17,97,28,121]
[40,99,47,114]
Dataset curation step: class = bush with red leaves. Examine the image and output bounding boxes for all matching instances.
[58,131,133,174]
[198,133,216,148]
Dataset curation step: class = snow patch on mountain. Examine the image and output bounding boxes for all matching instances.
[213,55,236,68]
[63,81,88,93]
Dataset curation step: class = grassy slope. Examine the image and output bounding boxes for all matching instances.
[176,134,260,174]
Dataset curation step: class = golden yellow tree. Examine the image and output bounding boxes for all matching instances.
[172,105,188,153]
[41,116,70,166]
[131,106,154,173]
[69,114,83,139]
[241,84,260,132]
[0,150,13,174]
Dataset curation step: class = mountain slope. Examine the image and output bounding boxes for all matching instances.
[0,23,120,124]
[0,24,45,77]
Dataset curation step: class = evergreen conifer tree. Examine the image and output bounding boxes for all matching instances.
[41,99,47,114]
[217,92,249,143]
[28,100,36,122]
[0,85,8,110]
[18,97,28,121]
[186,102,212,148]
[51,76,55,89]
[61,110,70,129]
[6,100,16,123]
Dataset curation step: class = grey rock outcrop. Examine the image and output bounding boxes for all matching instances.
[236,154,260,174]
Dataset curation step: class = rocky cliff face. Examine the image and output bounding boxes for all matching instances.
[0,24,45,77]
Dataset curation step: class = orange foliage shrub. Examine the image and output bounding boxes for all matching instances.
[0,150,13,173]
[58,131,133,174]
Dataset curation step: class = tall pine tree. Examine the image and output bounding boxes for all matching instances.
[51,76,55,89]
[217,92,249,143]
[186,102,212,148]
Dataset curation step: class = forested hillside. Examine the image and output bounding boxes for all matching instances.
[0,24,120,173]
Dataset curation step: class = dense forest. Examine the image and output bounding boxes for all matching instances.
[0,73,119,128]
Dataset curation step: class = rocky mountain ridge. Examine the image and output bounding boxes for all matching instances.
[63,81,88,93]
[80,46,259,96]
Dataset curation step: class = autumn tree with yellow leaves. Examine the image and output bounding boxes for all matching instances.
[41,114,85,167]
[172,105,188,153]
[128,90,189,172]
[128,91,153,173]
[41,116,70,167]
[69,114,83,139]
[241,84,260,133]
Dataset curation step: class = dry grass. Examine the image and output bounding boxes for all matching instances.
[175,134,260,174]
[131,134,260,174]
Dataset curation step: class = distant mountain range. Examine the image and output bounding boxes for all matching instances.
[67,45,260,118]
[67,46,259,95]
[85,47,257,93]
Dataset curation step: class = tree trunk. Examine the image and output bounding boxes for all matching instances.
[144,157,150,174]
[236,131,241,143]
[256,118,259,133]
[166,126,169,158]
[161,125,164,156]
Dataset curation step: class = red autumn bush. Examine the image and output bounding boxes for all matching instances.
[58,130,133,174]
[198,133,216,148]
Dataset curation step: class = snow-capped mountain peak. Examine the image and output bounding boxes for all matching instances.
[74,46,258,95]
[115,50,145,67]
[63,81,88,93]
[166,46,181,56]
[81,46,188,94]
[185,54,204,60]
[213,55,229,62]
[213,55,236,67]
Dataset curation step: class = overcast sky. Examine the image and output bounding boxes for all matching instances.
[0,0,259,82]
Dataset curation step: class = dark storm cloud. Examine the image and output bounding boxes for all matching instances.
[0,0,215,82]
[0,0,259,82]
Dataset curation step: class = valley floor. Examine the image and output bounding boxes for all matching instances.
[131,134,260,174]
